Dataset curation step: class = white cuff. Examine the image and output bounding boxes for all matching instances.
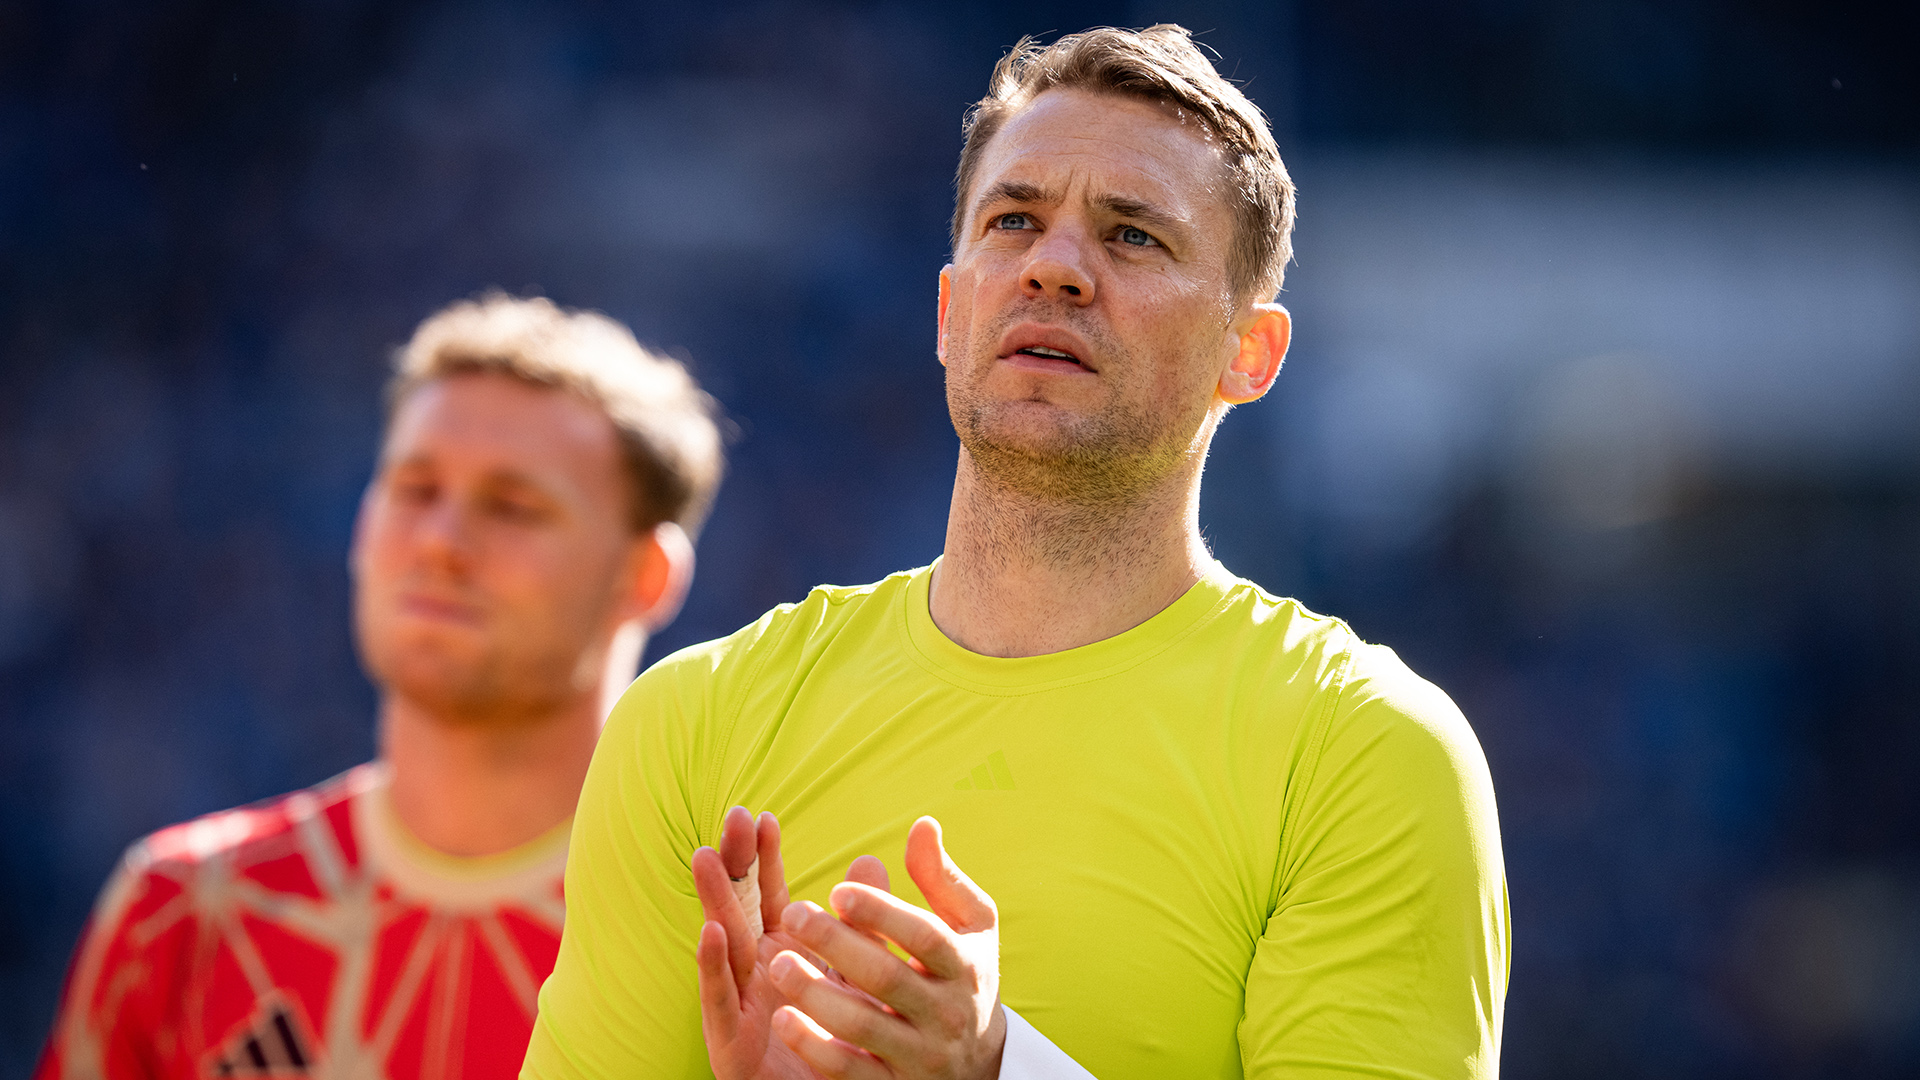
[996,1005,1097,1079]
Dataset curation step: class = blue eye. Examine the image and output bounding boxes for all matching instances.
[995,213,1033,231]
[1118,226,1155,247]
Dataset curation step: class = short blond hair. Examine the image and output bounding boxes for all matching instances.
[388,293,725,535]
[953,25,1297,303]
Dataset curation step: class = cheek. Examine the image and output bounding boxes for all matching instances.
[483,531,566,589]
[942,295,985,366]
[352,508,411,579]
[1129,292,1234,398]
[948,261,1012,326]
[495,532,623,619]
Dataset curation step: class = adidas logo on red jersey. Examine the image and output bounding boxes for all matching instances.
[208,998,314,1077]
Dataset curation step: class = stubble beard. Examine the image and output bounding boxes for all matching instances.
[946,309,1208,508]
[945,310,1219,570]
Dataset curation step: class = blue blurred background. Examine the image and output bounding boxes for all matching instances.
[3,1,1918,1075]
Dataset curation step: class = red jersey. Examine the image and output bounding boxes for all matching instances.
[35,764,568,1080]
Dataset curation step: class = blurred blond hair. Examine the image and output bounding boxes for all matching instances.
[389,292,724,535]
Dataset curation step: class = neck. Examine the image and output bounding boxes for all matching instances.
[378,628,642,857]
[930,449,1213,658]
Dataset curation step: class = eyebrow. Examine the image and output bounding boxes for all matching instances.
[1093,194,1189,239]
[972,181,1191,242]
[973,180,1055,220]
[385,455,553,496]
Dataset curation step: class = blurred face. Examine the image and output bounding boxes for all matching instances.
[940,87,1248,500]
[351,373,640,725]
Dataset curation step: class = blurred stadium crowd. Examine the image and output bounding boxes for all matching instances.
[2,1,1917,1076]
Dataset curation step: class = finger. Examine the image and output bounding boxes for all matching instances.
[836,855,894,953]
[789,892,948,1012]
[718,805,758,877]
[756,811,792,930]
[769,950,916,1063]
[695,921,740,1043]
[845,855,890,892]
[692,846,758,989]
[828,881,968,983]
[772,1006,891,1080]
[904,817,997,933]
[718,806,765,940]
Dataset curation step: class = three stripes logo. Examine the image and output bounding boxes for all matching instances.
[208,997,314,1077]
[954,750,1016,791]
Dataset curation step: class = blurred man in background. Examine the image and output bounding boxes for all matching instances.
[36,294,723,1080]
[527,24,1506,1080]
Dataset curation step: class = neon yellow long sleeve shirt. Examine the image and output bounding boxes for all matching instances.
[525,563,1508,1078]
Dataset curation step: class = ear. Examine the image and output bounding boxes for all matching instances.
[624,521,696,632]
[1219,304,1290,405]
[936,266,953,366]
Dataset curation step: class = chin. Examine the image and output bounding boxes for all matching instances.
[385,640,588,724]
[960,400,1082,454]
[387,626,486,671]
[974,405,1160,475]
[958,401,1185,505]
[371,636,489,703]
[386,658,489,707]
[391,675,556,728]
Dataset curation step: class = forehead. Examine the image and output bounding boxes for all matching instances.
[971,87,1229,222]
[384,372,622,484]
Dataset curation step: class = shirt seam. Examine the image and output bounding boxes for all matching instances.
[697,616,791,845]
[1271,616,1358,913]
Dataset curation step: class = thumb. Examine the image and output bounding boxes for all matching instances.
[903,817,996,933]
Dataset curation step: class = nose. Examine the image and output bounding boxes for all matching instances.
[1019,227,1096,306]
[414,497,475,572]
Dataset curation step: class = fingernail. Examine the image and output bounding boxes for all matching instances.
[783,903,812,931]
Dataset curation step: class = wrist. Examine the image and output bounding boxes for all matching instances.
[978,1000,1007,1080]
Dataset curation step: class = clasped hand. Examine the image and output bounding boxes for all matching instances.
[692,809,1007,1080]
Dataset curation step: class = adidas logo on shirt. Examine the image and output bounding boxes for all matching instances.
[209,999,313,1077]
[954,750,1016,791]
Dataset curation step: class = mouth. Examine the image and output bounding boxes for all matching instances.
[998,324,1097,373]
[398,592,485,627]
[1011,344,1086,368]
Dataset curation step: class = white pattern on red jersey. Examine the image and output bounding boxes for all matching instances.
[35,763,567,1080]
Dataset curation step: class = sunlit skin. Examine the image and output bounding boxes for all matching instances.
[932,87,1289,661]
[696,811,1002,1080]
[693,87,1290,1080]
[351,372,690,856]
[940,88,1269,476]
